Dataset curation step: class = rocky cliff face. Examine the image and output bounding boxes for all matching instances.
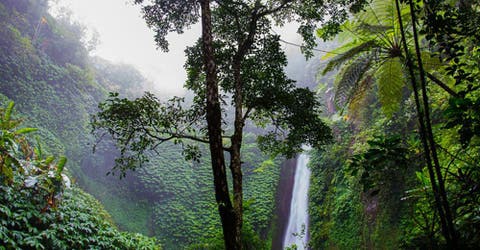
[272,157,297,249]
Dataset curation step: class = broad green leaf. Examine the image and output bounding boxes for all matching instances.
[15,128,37,134]
[4,101,14,124]
[56,157,67,176]
[34,136,42,159]
[44,156,54,165]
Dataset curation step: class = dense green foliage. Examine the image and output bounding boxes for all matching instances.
[1,184,160,250]
[0,1,284,248]
[309,110,413,249]
[2,0,478,249]
[309,0,480,248]
[107,136,283,248]
[0,0,155,238]
[0,102,160,249]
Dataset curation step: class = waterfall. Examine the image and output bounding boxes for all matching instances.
[283,152,311,249]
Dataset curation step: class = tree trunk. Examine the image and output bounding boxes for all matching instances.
[230,139,243,250]
[230,55,245,250]
[394,0,453,247]
[228,13,260,249]
[229,59,253,250]
[199,1,239,249]
[408,0,457,247]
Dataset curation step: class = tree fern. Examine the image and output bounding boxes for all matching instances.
[319,0,412,117]
[348,75,375,116]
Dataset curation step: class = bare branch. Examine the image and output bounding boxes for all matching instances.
[172,132,210,144]
[242,107,253,123]
[257,0,295,17]
[426,72,459,98]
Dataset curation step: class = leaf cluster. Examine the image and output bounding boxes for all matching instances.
[319,0,412,118]
[0,102,160,249]
[348,135,409,192]
[91,92,206,177]
[183,10,333,157]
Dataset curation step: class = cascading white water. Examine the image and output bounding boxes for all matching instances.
[283,152,311,250]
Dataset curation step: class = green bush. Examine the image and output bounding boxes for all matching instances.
[0,102,160,249]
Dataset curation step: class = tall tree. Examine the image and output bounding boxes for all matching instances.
[92,0,368,248]
[394,0,460,246]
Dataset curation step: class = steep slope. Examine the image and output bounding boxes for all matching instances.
[0,100,160,249]
[0,1,283,248]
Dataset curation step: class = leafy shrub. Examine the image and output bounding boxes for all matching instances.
[0,102,160,249]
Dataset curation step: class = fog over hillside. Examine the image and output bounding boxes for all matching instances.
[50,0,335,98]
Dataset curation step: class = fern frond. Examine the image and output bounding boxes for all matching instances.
[355,0,410,43]
[357,0,396,26]
[336,20,358,43]
[322,40,376,75]
[348,74,375,116]
[334,55,373,108]
[321,38,360,60]
[356,22,392,35]
[421,51,443,72]
[376,57,405,117]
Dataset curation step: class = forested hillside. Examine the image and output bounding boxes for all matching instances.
[0,0,284,248]
[0,0,160,248]
[0,100,160,248]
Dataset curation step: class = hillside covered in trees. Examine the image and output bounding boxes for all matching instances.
[0,0,286,248]
[0,0,479,249]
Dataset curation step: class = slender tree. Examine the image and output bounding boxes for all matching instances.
[318,0,459,246]
[394,0,457,247]
[407,0,457,246]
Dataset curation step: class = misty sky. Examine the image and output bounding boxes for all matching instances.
[49,0,309,97]
[50,0,200,97]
